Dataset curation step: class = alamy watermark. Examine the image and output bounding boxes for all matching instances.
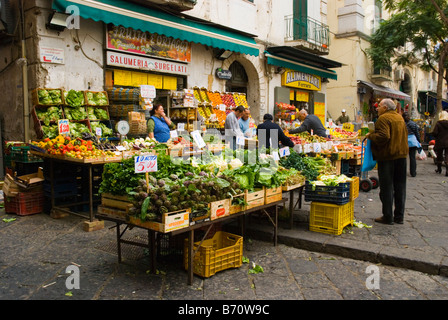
[365,265,380,290]
[65,264,80,290]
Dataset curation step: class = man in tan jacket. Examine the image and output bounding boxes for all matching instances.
[367,98,408,225]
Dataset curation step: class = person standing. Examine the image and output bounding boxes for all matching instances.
[148,104,175,143]
[367,98,408,225]
[238,108,251,136]
[432,110,448,176]
[402,112,421,177]
[256,113,294,149]
[289,109,328,138]
[336,109,350,125]
[224,105,245,149]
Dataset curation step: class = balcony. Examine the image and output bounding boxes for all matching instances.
[284,15,330,55]
[371,67,392,82]
[131,0,197,12]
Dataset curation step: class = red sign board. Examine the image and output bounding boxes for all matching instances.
[107,24,191,63]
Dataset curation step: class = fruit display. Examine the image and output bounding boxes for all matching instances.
[193,87,203,102]
[31,135,115,160]
[207,91,223,106]
[233,93,249,108]
[221,93,236,108]
[329,127,359,139]
[286,131,329,143]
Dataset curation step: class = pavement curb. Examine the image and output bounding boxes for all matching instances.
[232,221,448,277]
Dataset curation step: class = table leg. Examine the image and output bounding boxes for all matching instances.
[289,190,294,229]
[274,205,278,246]
[116,223,122,263]
[188,229,194,285]
[89,165,93,222]
[149,230,156,273]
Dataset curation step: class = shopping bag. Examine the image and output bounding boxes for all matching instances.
[416,149,427,160]
[408,134,421,148]
[362,139,377,172]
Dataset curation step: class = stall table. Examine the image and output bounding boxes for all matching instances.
[282,183,305,229]
[31,151,122,224]
[96,198,286,285]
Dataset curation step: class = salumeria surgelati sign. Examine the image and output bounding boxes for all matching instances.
[106,51,189,75]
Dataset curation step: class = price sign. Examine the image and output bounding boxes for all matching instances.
[272,151,280,161]
[170,130,178,138]
[342,123,354,132]
[177,123,185,131]
[279,147,290,157]
[236,136,245,146]
[293,144,303,154]
[140,85,156,99]
[191,130,206,149]
[95,127,102,137]
[135,154,158,173]
[313,143,322,153]
[303,143,312,153]
[58,119,70,135]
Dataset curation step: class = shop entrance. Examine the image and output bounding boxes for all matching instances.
[225,61,248,94]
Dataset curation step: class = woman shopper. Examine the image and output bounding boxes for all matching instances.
[402,112,421,177]
[432,110,448,176]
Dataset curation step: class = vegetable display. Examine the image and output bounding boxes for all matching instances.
[64,90,85,107]
[90,122,113,137]
[69,122,91,138]
[41,124,59,139]
[85,91,108,106]
[64,106,87,120]
[279,149,336,181]
[37,89,62,105]
[87,107,109,120]
[35,106,63,125]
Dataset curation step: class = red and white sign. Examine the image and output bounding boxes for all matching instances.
[135,154,158,173]
[107,51,188,75]
[40,46,65,64]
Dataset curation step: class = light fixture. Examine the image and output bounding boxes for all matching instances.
[275,67,285,75]
[215,49,233,60]
[46,11,70,32]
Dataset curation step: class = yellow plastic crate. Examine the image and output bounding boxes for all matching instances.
[350,176,359,201]
[309,201,354,235]
[183,231,243,278]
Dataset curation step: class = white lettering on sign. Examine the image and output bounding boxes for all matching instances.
[106,51,188,75]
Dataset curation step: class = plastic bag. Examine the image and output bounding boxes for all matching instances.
[408,134,421,148]
[416,149,427,160]
[362,139,377,172]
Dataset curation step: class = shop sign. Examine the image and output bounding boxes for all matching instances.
[282,69,321,91]
[107,51,188,75]
[40,46,64,64]
[215,68,232,80]
[107,25,191,63]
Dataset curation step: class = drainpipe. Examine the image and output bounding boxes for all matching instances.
[20,0,29,142]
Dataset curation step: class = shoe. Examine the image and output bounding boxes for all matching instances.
[436,164,442,173]
[394,218,404,224]
[410,173,416,177]
[374,216,394,225]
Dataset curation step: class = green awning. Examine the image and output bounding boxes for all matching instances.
[265,52,338,80]
[52,0,259,57]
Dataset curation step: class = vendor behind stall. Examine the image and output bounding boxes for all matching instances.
[257,113,294,149]
[148,104,175,143]
[289,109,328,138]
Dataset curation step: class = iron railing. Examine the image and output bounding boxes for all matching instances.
[285,15,329,49]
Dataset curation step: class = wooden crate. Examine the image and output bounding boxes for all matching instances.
[101,193,134,213]
[210,198,230,220]
[128,209,190,233]
[229,193,245,214]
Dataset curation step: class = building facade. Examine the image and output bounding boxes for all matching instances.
[0,0,341,143]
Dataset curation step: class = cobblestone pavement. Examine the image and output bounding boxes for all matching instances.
[0,156,447,304]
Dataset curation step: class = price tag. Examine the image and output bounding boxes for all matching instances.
[135,154,158,173]
[177,123,185,131]
[304,144,312,153]
[95,127,102,137]
[272,151,280,161]
[236,136,245,146]
[58,119,70,135]
[279,147,290,157]
[170,130,178,138]
[326,141,333,149]
[116,145,126,151]
[219,104,226,111]
[333,145,339,153]
[313,143,322,153]
[293,144,303,154]
[191,130,206,149]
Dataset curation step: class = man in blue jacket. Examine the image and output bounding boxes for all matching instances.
[289,109,328,138]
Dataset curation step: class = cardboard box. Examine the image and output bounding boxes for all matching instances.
[129,209,190,233]
[14,168,44,189]
[128,111,145,121]
[210,199,230,220]
[3,174,20,197]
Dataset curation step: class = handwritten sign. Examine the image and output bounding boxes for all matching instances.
[170,130,178,138]
[58,119,70,135]
[140,85,156,98]
[279,147,290,157]
[135,154,158,173]
[236,136,245,146]
[272,151,280,161]
[191,130,206,149]
[177,123,185,131]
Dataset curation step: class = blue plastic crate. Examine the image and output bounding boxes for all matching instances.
[304,181,350,205]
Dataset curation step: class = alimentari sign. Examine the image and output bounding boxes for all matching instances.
[106,51,189,75]
[107,25,191,63]
[282,69,321,91]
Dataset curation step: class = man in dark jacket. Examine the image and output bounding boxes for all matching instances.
[402,112,421,177]
[289,109,328,137]
[367,98,408,225]
[256,114,294,149]
[432,110,448,176]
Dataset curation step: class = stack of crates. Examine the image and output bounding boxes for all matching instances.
[4,190,45,216]
[305,177,359,235]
